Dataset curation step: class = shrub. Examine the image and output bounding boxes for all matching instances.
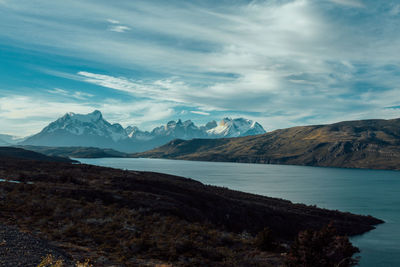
[37,255,93,267]
[255,227,276,251]
[285,223,360,267]
[37,255,64,267]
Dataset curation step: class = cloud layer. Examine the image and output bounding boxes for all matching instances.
[0,0,399,136]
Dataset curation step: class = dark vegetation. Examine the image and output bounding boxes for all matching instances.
[0,147,75,163]
[0,154,382,266]
[18,145,128,158]
[134,118,400,170]
[286,224,360,267]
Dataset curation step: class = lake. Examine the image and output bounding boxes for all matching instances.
[77,158,400,267]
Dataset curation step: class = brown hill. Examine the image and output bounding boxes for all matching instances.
[18,145,128,158]
[134,118,400,170]
[0,147,76,163]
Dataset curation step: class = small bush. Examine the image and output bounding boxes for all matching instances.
[255,227,276,251]
[37,255,93,267]
[37,255,64,267]
[285,224,360,267]
[76,259,93,267]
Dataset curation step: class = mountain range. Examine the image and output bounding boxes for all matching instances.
[134,118,400,170]
[6,110,400,171]
[17,110,266,152]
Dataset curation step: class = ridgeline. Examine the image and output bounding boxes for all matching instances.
[134,118,400,170]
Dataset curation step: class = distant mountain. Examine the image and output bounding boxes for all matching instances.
[134,118,400,171]
[0,139,8,146]
[127,117,265,140]
[206,118,265,137]
[0,134,25,146]
[21,110,266,153]
[21,110,134,152]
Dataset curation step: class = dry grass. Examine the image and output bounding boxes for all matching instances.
[37,255,93,267]
[0,157,380,266]
[135,118,400,170]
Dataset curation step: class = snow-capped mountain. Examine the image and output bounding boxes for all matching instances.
[206,118,265,138]
[150,119,206,139]
[42,110,127,141]
[21,110,266,152]
[125,126,153,141]
[21,110,132,151]
[127,117,265,141]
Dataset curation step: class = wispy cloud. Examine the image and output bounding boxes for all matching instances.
[77,71,189,104]
[109,25,130,33]
[106,18,130,32]
[390,4,400,15]
[0,0,399,135]
[48,88,94,100]
[0,94,177,135]
[329,0,365,8]
[107,19,120,24]
[190,111,210,116]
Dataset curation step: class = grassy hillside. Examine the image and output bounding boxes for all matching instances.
[18,145,128,158]
[0,156,381,266]
[134,118,400,170]
[0,147,76,163]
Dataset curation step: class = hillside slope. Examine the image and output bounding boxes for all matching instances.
[0,147,76,163]
[18,146,128,158]
[134,118,400,170]
[0,156,382,265]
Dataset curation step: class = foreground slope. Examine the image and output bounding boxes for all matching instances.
[0,155,381,265]
[134,118,400,170]
[18,145,128,158]
[0,224,72,267]
[0,147,76,163]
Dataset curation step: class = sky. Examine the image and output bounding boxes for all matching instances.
[0,0,400,137]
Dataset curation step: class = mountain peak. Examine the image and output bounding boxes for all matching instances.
[86,110,103,121]
[61,110,103,123]
[22,110,128,147]
[91,109,102,116]
[208,117,265,137]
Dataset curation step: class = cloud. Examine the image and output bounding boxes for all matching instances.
[77,71,190,104]
[109,25,130,33]
[190,111,210,116]
[107,19,120,24]
[76,70,277,112]
[329,0,365,8]
[0,0,400,135]
[390,4,400,15]
[48,88,94,100]
[106,18,130,32]
[0,94,178,135]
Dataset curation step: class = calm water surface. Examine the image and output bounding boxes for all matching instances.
[77,158,400,267]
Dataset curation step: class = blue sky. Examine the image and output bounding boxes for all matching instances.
[0,0,400,136]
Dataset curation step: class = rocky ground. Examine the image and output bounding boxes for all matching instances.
[0,224,72,267]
